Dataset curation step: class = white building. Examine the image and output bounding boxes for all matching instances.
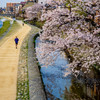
[25,0,33,2]
[38,0,47,4]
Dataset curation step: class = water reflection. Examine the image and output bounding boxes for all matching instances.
[64,75,100,100]
[35,37,100,100]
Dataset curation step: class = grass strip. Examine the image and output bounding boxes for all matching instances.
[6,21,21,36]
[16,40,30,100]
[25,20,45,29]
[0,20,10,36]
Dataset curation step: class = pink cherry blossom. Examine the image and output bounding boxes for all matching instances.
[37,0,100,74]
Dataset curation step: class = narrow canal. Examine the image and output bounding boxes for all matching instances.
[0,20,3,28]
[35,37,100,100]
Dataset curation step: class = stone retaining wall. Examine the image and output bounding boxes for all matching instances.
[28,33,46,100]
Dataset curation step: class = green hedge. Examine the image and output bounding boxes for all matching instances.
[34,21,45,29]
[0,20,10,36]
[26,20,45,29]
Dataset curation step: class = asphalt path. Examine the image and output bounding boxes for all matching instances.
[0,22,31,100]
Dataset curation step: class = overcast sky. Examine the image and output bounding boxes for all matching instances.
[0,0,25,8]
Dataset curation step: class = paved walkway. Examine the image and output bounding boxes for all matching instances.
[0,22,31,100]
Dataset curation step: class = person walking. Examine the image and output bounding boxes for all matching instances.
[14,36,19,49]
[22,22,24,26]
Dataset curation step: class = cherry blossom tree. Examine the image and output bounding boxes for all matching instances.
[25,3,43,21]
[36,0,100,75]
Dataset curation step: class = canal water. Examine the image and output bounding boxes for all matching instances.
[0,20,3,28]
[35,37,100,100]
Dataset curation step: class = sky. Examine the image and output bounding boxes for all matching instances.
[0,0,25,8]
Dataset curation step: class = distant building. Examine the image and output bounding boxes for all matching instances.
[0,8,3,14]
[0,7,6,14]
[6,3,20,14]
[14,4,21,15]
[38,0,47,4]
[25,0,34,2]
[25,0,47,4]
[20,2,26,7]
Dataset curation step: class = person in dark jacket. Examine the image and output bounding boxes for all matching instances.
[14,36,19,49]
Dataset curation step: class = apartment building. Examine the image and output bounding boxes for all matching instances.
[6,3,20,14]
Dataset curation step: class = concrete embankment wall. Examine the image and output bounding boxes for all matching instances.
[28,32,46,100]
